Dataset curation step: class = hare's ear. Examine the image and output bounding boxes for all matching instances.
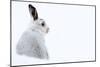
[28,4,38,20]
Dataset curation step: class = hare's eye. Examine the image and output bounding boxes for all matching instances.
[41,22,45,27]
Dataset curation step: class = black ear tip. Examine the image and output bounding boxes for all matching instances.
[28,4,32,8]
[28,4,36,9]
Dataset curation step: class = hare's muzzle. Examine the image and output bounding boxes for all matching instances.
[46,28,49,33]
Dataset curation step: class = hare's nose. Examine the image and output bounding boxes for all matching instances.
[46,28,49,33]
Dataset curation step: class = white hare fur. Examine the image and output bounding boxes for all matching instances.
[16,4,49,59]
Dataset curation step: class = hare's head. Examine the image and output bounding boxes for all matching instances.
[28,4,49,34]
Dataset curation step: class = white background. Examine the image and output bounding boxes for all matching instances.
[0,0,100,67]
[12,1,95,66]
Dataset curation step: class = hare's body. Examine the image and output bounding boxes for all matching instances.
[16,29,48,59]
[16,4,49,59]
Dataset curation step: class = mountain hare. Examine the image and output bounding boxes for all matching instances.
[16,4,49,59]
